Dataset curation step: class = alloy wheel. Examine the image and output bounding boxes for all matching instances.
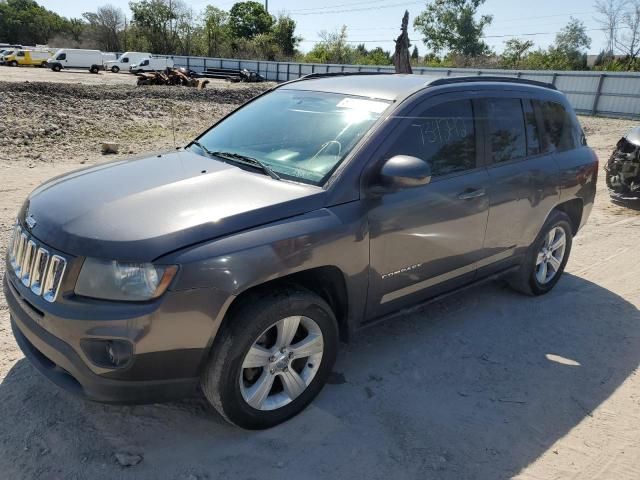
[239,315,324,411]
[535,226,567,284]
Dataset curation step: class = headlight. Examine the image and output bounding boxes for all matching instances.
[75,258,178,301]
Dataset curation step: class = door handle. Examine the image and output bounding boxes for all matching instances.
[457,188,486,200]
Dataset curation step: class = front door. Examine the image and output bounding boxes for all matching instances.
[365,95,490,319]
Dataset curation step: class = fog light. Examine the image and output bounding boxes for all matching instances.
[106,341,131,367]
[81,339,133,369]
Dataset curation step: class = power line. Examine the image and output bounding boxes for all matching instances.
[289,1,423,16]
[298,26,616,43]
[288,0,396,13]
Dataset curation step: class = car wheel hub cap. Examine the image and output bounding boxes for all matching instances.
[240,315,324,411]
[535,226,567,285]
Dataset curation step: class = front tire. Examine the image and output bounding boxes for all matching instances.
[111,65,120,73]
[52,64,61,72]
[508,211,573,296]
[201,287,338,429]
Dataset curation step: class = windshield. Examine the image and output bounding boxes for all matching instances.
[191,89,389,185]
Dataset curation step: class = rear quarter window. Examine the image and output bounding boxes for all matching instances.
[537,100,577,153]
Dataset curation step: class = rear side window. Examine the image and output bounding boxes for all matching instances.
[486,98,526,163]
[537,101,576,152]
[389,99,476,177]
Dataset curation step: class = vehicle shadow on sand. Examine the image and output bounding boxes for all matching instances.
[1,273,639,479]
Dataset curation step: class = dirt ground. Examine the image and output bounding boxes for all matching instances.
[0,73,639,480]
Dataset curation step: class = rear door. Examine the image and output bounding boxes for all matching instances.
[480,95,561,273]
[365,93,490,319]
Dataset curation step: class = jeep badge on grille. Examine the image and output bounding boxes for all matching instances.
[25,214,37,230]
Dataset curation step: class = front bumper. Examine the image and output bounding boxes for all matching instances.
[5,273,233,403]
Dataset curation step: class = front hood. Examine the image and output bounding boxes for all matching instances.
[625,126,640,147]
[22,151,325,261]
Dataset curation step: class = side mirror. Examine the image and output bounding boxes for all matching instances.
[373,155,432,193]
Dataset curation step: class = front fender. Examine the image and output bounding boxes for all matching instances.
[158,203,369,323]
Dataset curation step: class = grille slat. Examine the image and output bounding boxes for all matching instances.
[30,248,50,296]
[20,240,37,286]
[8,224,66,303]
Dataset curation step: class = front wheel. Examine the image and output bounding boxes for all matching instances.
[111,65,120,73]
[9,60,17,67]
[201,287,338,429]
[52,64,61,72]
[508,211,573,296]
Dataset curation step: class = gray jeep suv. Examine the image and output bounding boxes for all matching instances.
[5,74,598,429]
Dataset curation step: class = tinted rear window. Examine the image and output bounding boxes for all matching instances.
[537,101,576,153]
[486,98,526,163]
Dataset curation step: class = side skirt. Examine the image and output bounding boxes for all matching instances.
[354,265,520,335]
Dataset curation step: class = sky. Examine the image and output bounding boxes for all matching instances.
[36,0,608,55]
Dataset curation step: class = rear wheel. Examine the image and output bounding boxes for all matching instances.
[508,210,573,296]
[89,65,100,74]
[201,287,338,429]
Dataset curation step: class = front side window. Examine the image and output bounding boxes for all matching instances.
[486,98,526,163]
[17,51,25,57]
[192,90,389,185]
[538,101,576,153]
[387,99,476,177]
[122,57,129,63]
[56,53,66,60]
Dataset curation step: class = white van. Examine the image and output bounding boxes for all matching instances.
[130,57,174,73]
[105,51,152,73]
[47,49,104,73]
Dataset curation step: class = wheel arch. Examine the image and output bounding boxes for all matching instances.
[551,198,583,235]
[221,266,351,343]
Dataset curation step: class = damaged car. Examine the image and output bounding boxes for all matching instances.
[606,126,640,201]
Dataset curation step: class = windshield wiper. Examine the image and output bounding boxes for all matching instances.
[189,140,215,158]
[211,151,281,180]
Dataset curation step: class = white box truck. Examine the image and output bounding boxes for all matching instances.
[46,49,105,73]
[105,51,152,73]
[129,57,174,74]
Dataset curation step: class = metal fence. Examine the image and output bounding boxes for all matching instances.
[155,55,640,119]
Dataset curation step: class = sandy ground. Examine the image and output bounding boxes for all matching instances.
[0,73,639,479]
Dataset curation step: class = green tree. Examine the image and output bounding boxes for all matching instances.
[271,14,300,57]
[305,26,356,64]
[414,0,493,57]
[411,45,419,61]
[553,17,591,69]
[129,0,185,54]
[0,0,71,45]
[500,38,534,69]
[203,5,230,57]
[229,1,273,40]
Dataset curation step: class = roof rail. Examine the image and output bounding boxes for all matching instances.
[428,75,557,91]
[281,70,393,86]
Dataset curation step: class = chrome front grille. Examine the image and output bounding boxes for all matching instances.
[7,224,66,303]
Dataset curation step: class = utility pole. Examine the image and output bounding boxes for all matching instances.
[265,0,268,12]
